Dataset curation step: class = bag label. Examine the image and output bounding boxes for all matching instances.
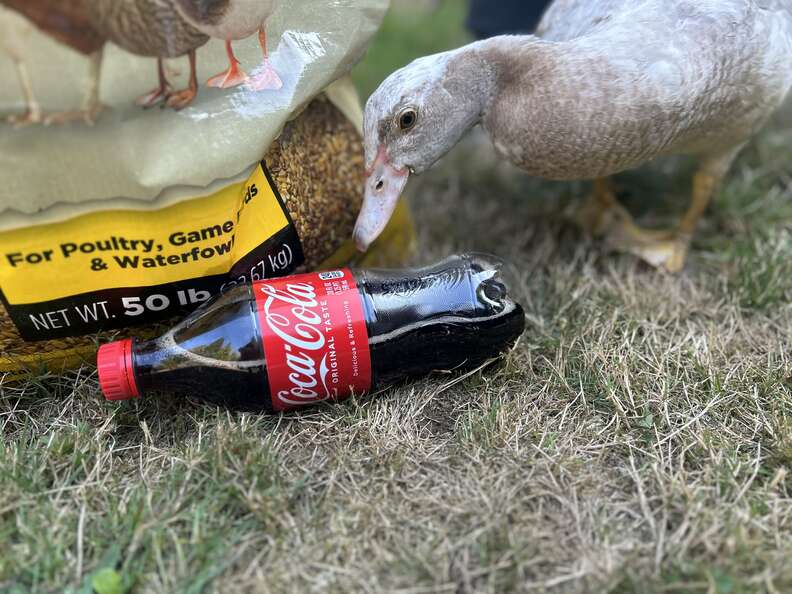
[0,163,304,341]
[254,269,372,412]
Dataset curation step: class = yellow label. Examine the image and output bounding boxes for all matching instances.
[0,164,288,304]
[0,163,303,341]
[0,198,417,377]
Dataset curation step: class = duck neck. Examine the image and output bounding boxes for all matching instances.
[442,41,500,130]
[472,35,554,111]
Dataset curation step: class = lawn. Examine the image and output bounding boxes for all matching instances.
[2,1,792,593]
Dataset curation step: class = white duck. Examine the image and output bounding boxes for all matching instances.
[173,0,282,91]
[354,0,792,272]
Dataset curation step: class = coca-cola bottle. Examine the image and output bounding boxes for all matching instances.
[97,254,525,412]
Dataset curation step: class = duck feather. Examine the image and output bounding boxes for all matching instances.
[480,0,792,179]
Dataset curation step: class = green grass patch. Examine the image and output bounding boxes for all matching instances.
[352,0,471,99]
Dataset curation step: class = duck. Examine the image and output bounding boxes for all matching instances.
[353,0,792,272]
[172,0,283,91]
[88,0,210,109]
[0,0,105,124]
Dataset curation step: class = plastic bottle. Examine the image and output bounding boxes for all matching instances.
[97,254,525,412]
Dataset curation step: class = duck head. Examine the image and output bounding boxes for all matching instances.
[354,47,494,251]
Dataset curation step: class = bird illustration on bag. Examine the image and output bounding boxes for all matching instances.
[0,0,283,124]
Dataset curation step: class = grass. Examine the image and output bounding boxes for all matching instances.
[351,0,471,98]
[2,1,792,592]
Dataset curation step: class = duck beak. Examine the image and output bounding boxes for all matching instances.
[353,146,410,252]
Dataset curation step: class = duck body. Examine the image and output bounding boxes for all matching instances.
[1,0,105,124]
[174,0,274,41]
[89,0,208,59]
[1,0,104,55]
[355,0,792,271]
[484,0,792,180]
[88,0,209,109]
[172,0,282,91]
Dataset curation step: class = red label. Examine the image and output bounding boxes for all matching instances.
[254,269,372,412]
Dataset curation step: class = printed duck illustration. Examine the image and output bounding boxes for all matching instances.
[353,0,792,272]
[88,0,210,109]
[173,0,283,91]
[0,0,105,124]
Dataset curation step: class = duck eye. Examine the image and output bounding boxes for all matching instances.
[398,109,417,131]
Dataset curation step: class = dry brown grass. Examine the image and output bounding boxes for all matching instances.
[2,2,791,592]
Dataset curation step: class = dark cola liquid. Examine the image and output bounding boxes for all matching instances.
[129,254,525,412]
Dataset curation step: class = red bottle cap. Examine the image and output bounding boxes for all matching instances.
[97,339,140,401]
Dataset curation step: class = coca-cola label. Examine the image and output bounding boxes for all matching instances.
[254,269,372,411]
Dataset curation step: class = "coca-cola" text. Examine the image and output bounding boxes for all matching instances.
[259,281,333,406]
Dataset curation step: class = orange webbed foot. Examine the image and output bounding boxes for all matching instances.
[246,60,282,91]
[164,87,197,110]
[136,85,172,108]
[206,63,248,89]
[208,40,248,89]
[43,104,106,126]
[6,107,43,127]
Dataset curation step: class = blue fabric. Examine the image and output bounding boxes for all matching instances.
[466,0,552,38]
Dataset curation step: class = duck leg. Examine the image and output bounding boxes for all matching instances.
[6,56,42,127]
[575,177,634,237]
[246,29,283,91]
[137,58,172,108]
[45,50,106,125]
[207,40,249,88]
[80,49,105,123]
[603,151,739,272]
[165,49,199,110]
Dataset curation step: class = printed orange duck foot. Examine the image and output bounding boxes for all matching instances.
[246,58,282,91]
[166,50,198,110]
[173,1,280,92]
[43,106,106,126]
[6,106,43,127]
[137,83,173,108]
[6,107,103,127]
[137,52,199,111]
[136,56,178,109]
[165,87,198,110]
[206,41,249,88]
